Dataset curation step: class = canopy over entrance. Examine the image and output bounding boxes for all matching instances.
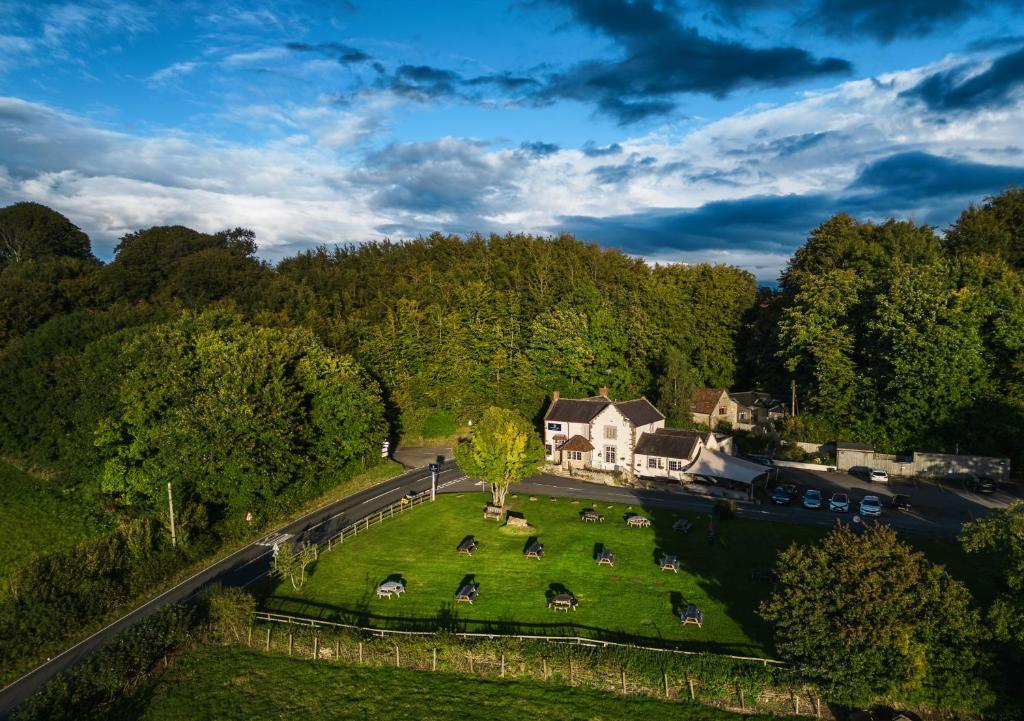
[683,448,768,485]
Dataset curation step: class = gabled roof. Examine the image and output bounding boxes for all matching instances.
[614,398,664,426]
[545,398,610,423]
[691,388,727,415]
[634,429,700,460]
[658,428,713,444]
[559,435,594,452]
[729,391,786,411]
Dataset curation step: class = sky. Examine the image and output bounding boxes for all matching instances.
[1,0,1023,281]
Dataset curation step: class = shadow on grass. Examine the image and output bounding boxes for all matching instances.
[258,594,763,655]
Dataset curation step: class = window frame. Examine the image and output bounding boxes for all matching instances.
[604,425,617,440]
[604,445,616,463]
[547,422,562,431]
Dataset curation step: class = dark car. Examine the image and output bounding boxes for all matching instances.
[967,475,996,494]
[802,488,823,510]
[890,494,912,511]
[770,483,797,505]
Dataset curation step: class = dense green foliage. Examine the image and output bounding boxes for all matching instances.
[139,645,799,721]
[760,524,991,711]
[960,501,1024,643]
[761,192,1024,467]
[454,406,546,506]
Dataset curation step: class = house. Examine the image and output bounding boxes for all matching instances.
[690,388,736,428]
[543,388,664,474]
[633,427,769,489]
[690,388,787,431]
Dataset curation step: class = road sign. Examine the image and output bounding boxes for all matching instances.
[428,462,439,473]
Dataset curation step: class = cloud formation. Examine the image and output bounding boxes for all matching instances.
[900,46,1024,111]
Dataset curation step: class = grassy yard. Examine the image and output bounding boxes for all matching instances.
[260,493,828,657]
[0,460,105,576]
[138,645,798,721]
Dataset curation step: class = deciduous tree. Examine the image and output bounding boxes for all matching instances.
[454,407,545,507]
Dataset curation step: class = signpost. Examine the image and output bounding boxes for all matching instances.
[429,462,439,501]
[381,440,390,459]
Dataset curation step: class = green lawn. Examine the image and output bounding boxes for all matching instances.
[0,460,105,576]
[260,493,828,657]
[138,645,797,721]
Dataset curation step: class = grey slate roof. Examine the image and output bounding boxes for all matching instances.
[614,398,665,426]
[634,429,699,460]
[544,398,609,423]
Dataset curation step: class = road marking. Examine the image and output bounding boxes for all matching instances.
[255,532,292,547]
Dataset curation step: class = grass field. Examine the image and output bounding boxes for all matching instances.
[0,460,105,576]
[260,492,997,658]
[260,493,829,656]
[138,646,798,721]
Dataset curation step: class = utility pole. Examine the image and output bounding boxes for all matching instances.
[167,481,177,548]
[790,380,797,417]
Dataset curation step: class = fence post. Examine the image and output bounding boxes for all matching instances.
[335,638,340,662]
[501,654,505,678]
[815,697,821,718]
[247,625,252,648]
[313,636,319,661]
[664,672,669,698]
[432,648,437,671]
[288,630,293,656]
[738,686,744,710]
[620,669,627,694]
[395,645,400,668]
[569,658,574,685]
[265,626,271,651]
[688,677,695,700]
[358,641,363,664]
[542,658,547,680]
[794,693,800,714]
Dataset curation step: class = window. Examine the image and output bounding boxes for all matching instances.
[604,446,616,463]
[718,407,726,415]
[668,460,684,471]
[739,412,748,421]
[547,422,562,431]
[567,450,583,461]
[604,425,617,440]
[545,444,552,456]
[647,457,664,469]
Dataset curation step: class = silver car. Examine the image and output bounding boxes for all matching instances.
[859,495,882,517]
[829,493,850,513]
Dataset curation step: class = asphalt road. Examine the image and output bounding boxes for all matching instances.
[0,462,990,717]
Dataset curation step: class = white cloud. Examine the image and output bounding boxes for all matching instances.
[148,60,200,83]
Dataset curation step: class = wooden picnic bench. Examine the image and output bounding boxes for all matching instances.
[376,581,405,599]
[455,584,479,604]
[548,593,577,612]
[596,550,616,566]
[483,505,503,521]
[680,605,704,628]
[580,509,604,523]
[457,537,478,555]
[672,518,692,533]
[524,542,544,559]
[658,555,680,573]
[626,515,652,528]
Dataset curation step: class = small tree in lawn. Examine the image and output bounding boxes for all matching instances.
[759,523,991,712]
[274,540,318,591]
[454,407,545,508]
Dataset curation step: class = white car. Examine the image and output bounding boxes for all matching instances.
[859,495,883,517]
[869,469,889,483]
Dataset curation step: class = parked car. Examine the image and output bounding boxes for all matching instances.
[859,495,882,517]
[890,494,912,511]
[771,483,798,505]
[967,475,996,494]
[802,488,822,510]
[869,468,889,483]
[829,492,850,513]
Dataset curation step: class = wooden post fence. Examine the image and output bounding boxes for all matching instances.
[313,636,319,660]
[432,648,437,671]
[265,626,271,651]
[620,668,627,694]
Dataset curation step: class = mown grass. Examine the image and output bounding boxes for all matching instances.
[0,460,105,576]
[260,492,994,659]
[138,645,798,721]
[260,493,829,656]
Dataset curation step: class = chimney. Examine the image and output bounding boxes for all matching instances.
[599,387,609,398]
[552,390,560,401]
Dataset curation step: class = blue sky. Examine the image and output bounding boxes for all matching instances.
[1,0,1023,280]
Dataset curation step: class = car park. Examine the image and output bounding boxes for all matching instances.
[859,495,882,517]
[890,494,912,511]
[829,492,850,513]
[802,488,822,510]
[869,469,889,483]
[967,475,996,494]
[771,483,798,505]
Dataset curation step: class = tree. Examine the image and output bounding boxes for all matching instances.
[205,586,256,643]
[656,345,696,427]
[454,407,545,507]
[0,202,94,269]
[759,524,990,710]
[273,540,317,591]
[960,500,1024,644]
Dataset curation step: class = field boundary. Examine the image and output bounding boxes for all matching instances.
[251,610,784,667]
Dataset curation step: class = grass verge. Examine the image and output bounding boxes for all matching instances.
[138,645,799,721]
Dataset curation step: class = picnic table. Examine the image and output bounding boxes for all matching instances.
[581,509,604,523]
[376,580,405,599]
[596,549,616,566]
[457,537,478,555]
[680,605,704,628]
[658,555,680,573]
[626,515,652,528]
[455,583,479,604]
[548,593,578,612]
[751,566,778,583]
[483,505,502,521]
[672,518,692,533]
[524,542,544,559]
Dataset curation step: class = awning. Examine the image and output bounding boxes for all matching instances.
[682,448,768,485]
